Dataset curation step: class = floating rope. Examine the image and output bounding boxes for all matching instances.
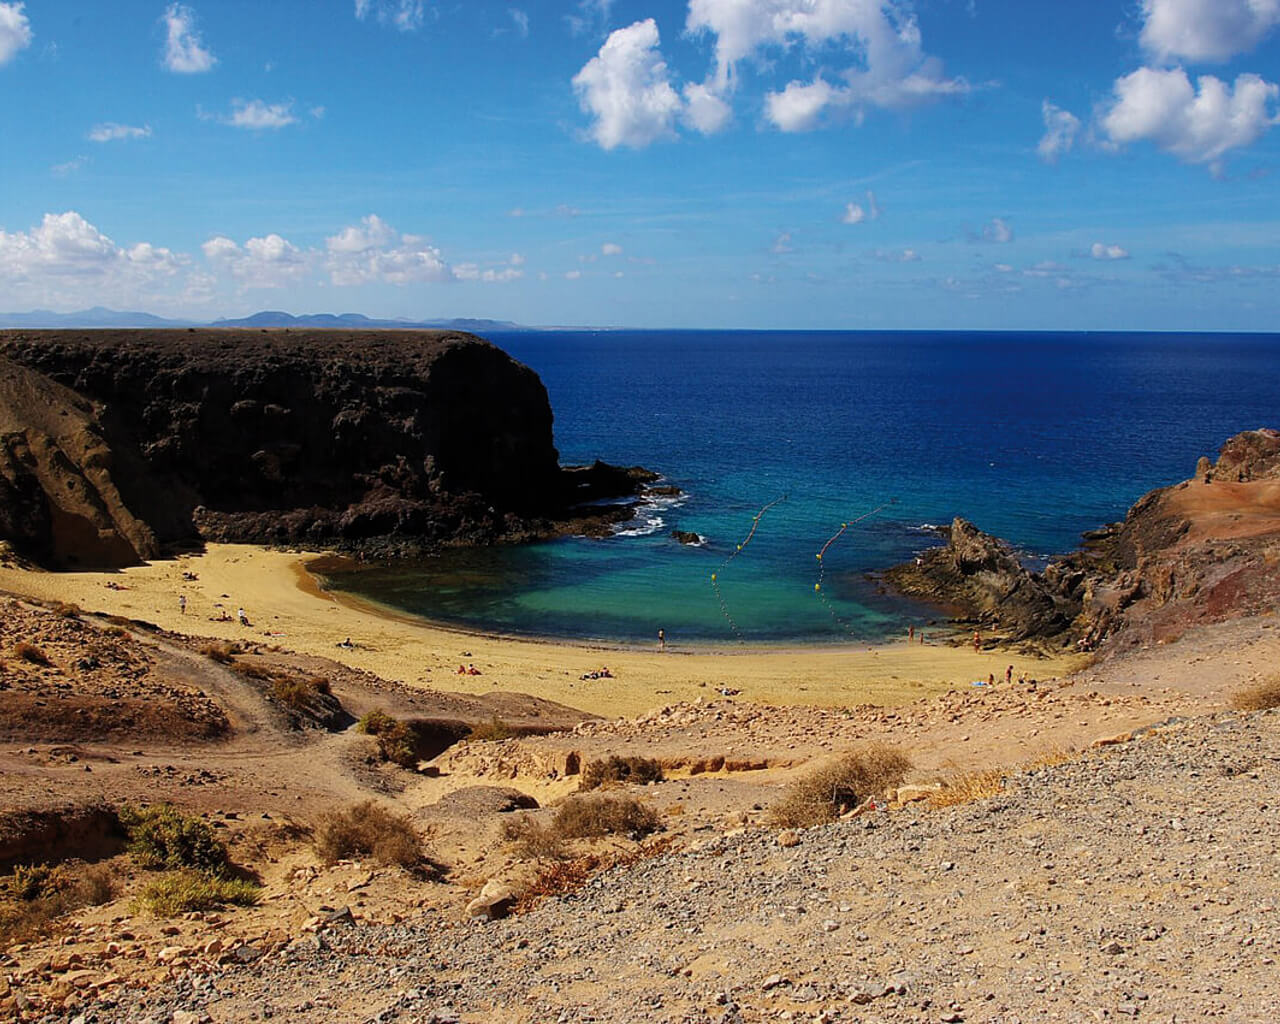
[814,499,897,635]
[710,494,787,642]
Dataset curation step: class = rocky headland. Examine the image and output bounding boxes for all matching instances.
[884,428,1280,654]
[0,330,661,568]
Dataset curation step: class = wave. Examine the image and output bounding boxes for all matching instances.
[613,491,688,538]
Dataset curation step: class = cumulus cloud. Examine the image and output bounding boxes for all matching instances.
[355,0,426,32]
[565,269,583,280]
[573,19,683,149]
[88,122,152,143]
[223,99,299,130]
[983,217,1014,243]
[601,242,623,256]
[0,212,183,308]
[686,0,969,132]
[1140,0,1280,64]
[682,81,733,134]
[0,2,32,66]
[455,262,523,283]
[1100,66,1279,166]
[203,233,307,288]
[841,190,879,225]
[1090,242,1130,260]
[1038,100,1081,163]
[162,4,216,73]
[324,214,453,285]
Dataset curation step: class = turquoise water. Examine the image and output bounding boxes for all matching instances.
[319,330,1280,645]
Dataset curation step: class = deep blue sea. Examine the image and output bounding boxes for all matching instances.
[319,331,1280,646]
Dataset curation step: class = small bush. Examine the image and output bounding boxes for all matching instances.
[1,863,54,902]
[927,769,1005,808]
[51,601,82,619]
[1233,676,1280,712]
[357,709,397,736]
[553,794,661,839]
[580,755,665,791]
[501,816,568,861]
[119,804,228,873]
[0,862,117,945]
[135,870,260,917]
[13,642,52,667]
[769,744,912,828]
[271,675,331,709]
[201,642,236,664]
[314,801,423,867]
[468,715,512,743]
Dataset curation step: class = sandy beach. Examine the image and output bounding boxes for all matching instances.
[0,543,1081,718]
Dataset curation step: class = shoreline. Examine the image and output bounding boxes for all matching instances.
[0,543,1085,718]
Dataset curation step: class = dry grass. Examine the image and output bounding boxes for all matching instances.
[515,837,675,912]
[135,870,260,917]
[580,755,665,791]
[467,715,513,742]
[270,674,331,710]
[0,862,117,947]
[552,794,661,839]
[769,744,912,828]
[927,769,1006,808]
[314,801,423,868]
[501,816,568,862]
[1023,747,1077,771]
[1232,676,1280,711]
[201,642,236,664]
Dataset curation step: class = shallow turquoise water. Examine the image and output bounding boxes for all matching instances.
[319,330,1280,645]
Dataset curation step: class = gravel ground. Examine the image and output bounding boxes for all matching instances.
[68,708,1278,1024]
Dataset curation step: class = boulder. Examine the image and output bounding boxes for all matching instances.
[466,880,518,921]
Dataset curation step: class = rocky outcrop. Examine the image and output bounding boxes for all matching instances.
[0,330,659,567]
[883,518,1078,641]
[888,429,1280,651]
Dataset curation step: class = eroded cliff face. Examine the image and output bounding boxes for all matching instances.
[0,330,643,567]
[885,429,1280,651]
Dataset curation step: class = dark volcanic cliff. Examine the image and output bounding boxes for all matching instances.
[0,330,652,567]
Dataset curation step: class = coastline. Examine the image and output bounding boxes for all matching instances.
[0,543,1084,718]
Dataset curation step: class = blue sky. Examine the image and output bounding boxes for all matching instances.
[1,0,1279,329]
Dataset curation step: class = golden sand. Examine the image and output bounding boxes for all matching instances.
[0,544,1082,718]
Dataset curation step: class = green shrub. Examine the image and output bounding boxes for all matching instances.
[553,794,661,839]
[356,711,419,767]
[119,804,228,873]
[580,755,664,791]
[769,744,912,828]
[1,863,54,902]
[357,709,397,735]
[314,801,423,867]
[135,870,260,916]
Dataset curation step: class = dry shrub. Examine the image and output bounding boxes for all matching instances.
[201,642,236,664]
[1023,748,1075,771]
[271,675,330,709]
[355,710,419,767]
[769,744,912,828]
[501,815,568,861]
[0,861,118,946]
[1233,676,1280,712]
[552,794,661,839]
[516,837,674,912]
[357,709,397,735]
[927,769,1005,809]
[580,755,665,791]
[135,870,260,916]
[314,801,423,868]
[51,601,82,619]
[467,715,512,742]
[13,642,52,667]
[120,804,228,873]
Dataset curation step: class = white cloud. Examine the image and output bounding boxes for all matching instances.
[841,191,879,225]
[1038,100,1081,163]
[88,122,152,143]
[565,269,583,280]
[509,8,529,37]
[687,0,969,132]
[0,2,33,66]
[682,81,733,134]
[1140,0,1280,63]
[455,263,523,283]
[224,99,299,130]
[573,19,683,149]
[355,0,426,33]
[771,230,793,254]
[510,253,525,266]
[872,247,920,262]
[601,242,623,256]
[323,214,453,285]
[1023,260,1067,277]
[993,263,1014,273]
[981,217,1013,243]
[162,4,216,73]
[1090,242,1131,260]
[203,233,307,288]
[567,0,615,37]
[1100,66,1279,166]
[0,212,183,308]
[51,156,88,177]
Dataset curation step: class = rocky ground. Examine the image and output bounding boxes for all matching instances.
[35,706,1280,1024]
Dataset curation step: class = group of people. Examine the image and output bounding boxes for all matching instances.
[457,663,482,675]
[579,666,614,680]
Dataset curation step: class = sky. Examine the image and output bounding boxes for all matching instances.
[1,0,1279,330]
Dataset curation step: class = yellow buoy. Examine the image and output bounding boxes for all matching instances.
[814,583,821,592]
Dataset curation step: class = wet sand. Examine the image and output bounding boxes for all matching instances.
[0,544,1083,718]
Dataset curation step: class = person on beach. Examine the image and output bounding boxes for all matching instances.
[908,625,914,642]
[237,607,250,627]
[657,628,666,652]
[973,631,981,653]
[1005,665,1013,685]
[178,595,186,615]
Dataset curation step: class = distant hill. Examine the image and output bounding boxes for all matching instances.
[0,308,526,331]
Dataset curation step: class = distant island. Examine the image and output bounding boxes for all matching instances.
[0,307,526,332]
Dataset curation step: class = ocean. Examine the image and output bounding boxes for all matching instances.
[318,330,1280,645]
